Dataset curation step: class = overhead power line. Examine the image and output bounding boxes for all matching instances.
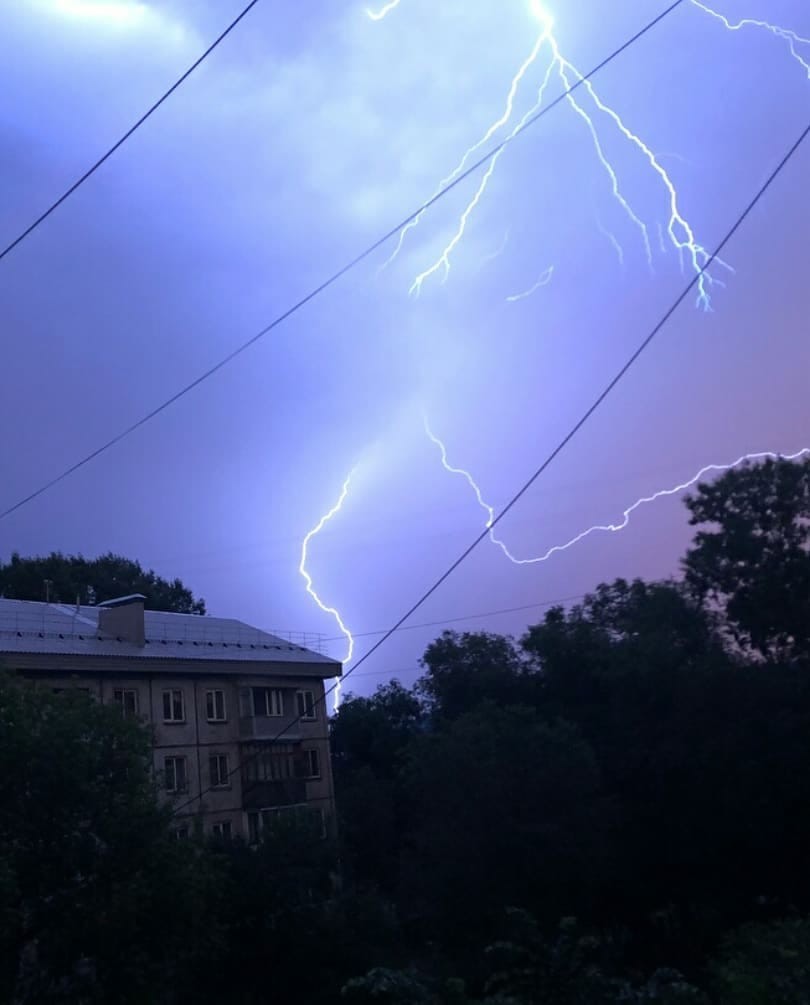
[0,0,685,523]
[172,112,810,820]
[319,593,589,642]
[0,0,263,265]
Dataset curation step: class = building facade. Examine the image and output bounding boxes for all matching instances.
[0,594,341,842]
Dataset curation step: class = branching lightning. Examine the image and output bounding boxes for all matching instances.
[324,0,810,687]
[425,420,810,568]
[595,212,625,266]
[373,1,718,305]
[506,265,555,302]
[299,469,357,710]
[370,0,808,308]
[690,0,810,78]
[405,21,557,294]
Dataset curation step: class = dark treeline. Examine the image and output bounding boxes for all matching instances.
[3,457,810,1003]
[0,552,206,614]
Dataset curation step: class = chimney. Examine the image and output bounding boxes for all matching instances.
[97,594,146,646]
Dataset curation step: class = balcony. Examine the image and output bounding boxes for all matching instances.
[239,715,302,742]
[241,778,307,810]
[240,740,309,809]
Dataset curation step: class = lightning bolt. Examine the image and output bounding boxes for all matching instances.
[406,15,558,295]
[365,0,402,21]
[506,265,555,302]
[390,1,717,306]
[425,420,810,567]
[423,416,522,563]
[690,0,810,78]
[378,16,556,285]
[550,32,729,309]
[595,212,625,267]
[372,0,810,308]
[299,469,356,711]
[424,417,496,527]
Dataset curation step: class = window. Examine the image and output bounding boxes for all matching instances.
[162,689,185,722]
[296,689,317,721]
[206,689,226,722]
[164,756,188,793]
[212,821,232,841]
[113,688,138,718]
[172,825,189,841]
[209,754,229,788]
[295,748,320,779]
[252,687,283,717]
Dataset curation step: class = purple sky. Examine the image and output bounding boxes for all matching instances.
[0,0,808,700]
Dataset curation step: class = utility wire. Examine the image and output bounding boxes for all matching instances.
[0,0,685,523]
[320,593,589,642]
[0,0,263,265]
[171,114,810,820]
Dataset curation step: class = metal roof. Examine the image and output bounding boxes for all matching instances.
[0,599,340,668]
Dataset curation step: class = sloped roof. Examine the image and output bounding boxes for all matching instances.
[0,598,340,668]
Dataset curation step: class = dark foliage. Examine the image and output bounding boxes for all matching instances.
[0,551,205,614]
[684,457,810,662]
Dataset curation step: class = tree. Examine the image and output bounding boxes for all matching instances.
[332,680,425,779]
[417,631,537,721]
[403,704,603,945]
[711,917,810,1004]
[0,674,206,1003]
[0,551,205,614]
[519,579,810,951]
[522,579,724,687]
[340,967,454,1005]
[330,681,425,892]
[683,457,810,662]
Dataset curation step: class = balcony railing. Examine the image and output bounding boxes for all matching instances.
[241,778,307,810]
[238,715,302,742]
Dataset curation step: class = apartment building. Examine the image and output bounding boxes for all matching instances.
[0,593,341,842]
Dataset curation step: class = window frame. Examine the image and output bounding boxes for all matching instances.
[212,820,232,841]
[164,755,188,794]
[253,687,284,717]
[296,689,317,721]
[209,753,230,788]
[113,688,139,718]
[205,688,227,723]
[162,688,185,723]
[294,748,321,780]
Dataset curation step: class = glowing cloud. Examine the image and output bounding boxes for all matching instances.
[52,0,148,25]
